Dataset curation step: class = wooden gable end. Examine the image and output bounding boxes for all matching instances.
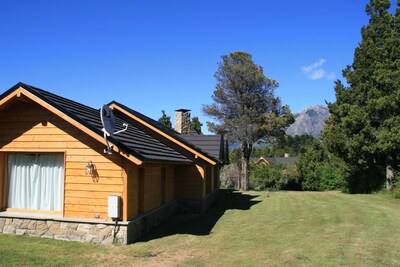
[0,86,143,165]
[0,95,139,220]
[255,157,270,165]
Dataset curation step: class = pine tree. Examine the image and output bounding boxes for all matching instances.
[190,116,203,134]
[322,0,400,192]
[157,110,172,128]
[203,51,293,191]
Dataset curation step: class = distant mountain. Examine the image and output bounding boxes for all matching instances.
[286,105,330,137]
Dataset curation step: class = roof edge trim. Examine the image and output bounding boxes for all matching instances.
[1,84,144,165]
[109,102,218,165]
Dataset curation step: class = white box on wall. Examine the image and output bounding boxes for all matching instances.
[108,195,120,219]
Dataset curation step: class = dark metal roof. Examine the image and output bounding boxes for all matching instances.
[180,134,227,163]
[266,157,299,166]
[4,83,191,164]
[109,101,223,164]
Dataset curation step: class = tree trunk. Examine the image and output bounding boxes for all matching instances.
[386,164,394,191]
[240,142,252,191]
[237,163,241,191]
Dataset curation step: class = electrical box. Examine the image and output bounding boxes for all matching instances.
[108,195,120,219]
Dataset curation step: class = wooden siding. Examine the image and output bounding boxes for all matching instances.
[165,166,174,202]
[123,160,139,220]
[0,101,124,220]
[161,168,166,204]
[139,168,145,213]
[175,161,206,199]
[142,165,162,212]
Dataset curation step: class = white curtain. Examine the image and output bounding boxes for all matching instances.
[7,154,64,211]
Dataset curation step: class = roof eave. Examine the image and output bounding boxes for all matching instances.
[109,101,219,165]
[1,83,146,165]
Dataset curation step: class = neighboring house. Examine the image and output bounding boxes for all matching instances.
[0,82,228,244]
[254,155,299,166]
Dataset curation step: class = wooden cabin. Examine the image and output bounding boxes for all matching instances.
[0,83,228,244]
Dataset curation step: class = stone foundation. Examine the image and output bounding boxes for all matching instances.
[0,195,220,245]
[0,200,178,245]
[126,199,178,243]
[0,217,127,244]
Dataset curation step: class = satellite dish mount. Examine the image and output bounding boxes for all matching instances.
[100,105,128,154]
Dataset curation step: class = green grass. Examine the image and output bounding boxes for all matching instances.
[1,190,400,266]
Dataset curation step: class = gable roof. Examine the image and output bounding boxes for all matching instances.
[180,134,229,164]
[108,101,222,165]
[0,83,192,164]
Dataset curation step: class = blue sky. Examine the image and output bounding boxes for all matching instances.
[0,1,397,134]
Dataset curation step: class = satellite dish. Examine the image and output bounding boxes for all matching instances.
[100,105,129,154]
[101,105,115,136]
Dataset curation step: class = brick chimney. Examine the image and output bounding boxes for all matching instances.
[175,109,191,134]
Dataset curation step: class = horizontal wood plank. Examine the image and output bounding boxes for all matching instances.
[64,210,109,220]
[65,190,122,199]
[64,197,108,206]
[66,168,122,178]
[65,183,123,192]
[65,176,123,185]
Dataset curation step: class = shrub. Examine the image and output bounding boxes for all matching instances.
[220,164,240,189]
[391,173,400,199]
[249,163,300,191]
[297,140,347,191]
[392,188,400,199]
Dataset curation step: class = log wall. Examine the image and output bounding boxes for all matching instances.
[0,101,124,220]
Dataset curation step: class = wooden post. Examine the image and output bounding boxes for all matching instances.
[0,153,5,210]
[211,165,215,193]
[196,162,206,198]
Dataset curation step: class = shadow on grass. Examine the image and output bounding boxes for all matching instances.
[137,189,261,242]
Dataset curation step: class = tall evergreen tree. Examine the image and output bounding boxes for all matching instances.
[190,116,203,134]
[157,110,172,128]
[322,0,400,192]
[203,51,293,191]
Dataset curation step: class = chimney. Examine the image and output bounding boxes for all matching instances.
[175,109,191,134]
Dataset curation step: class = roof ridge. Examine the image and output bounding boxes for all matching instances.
[20,83,99,112]
[110,101,221,164]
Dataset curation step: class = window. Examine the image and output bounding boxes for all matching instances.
[6,153,64,212]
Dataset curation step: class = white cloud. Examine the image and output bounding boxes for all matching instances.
[309,69,325,80]
[301,59,326,73]
[326,72,336,80]
[301,59,335,80]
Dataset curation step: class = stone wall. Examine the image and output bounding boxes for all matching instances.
[0,217,127,244]
[0,200,178,245]
[127,199,178,243]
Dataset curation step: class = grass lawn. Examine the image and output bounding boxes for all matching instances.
[1,190,400,266]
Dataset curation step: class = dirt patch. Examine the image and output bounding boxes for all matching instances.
[80,246,200,267]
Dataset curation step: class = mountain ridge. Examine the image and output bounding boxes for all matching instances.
[286,105,330,137]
